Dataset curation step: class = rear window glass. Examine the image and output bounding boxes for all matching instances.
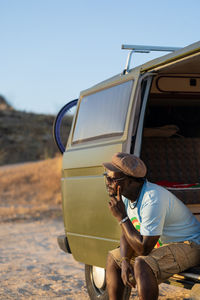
[72,80,133,144]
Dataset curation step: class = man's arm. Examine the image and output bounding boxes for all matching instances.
[120,232,135,258]
[109,186,160,256]
[120,220,160,256]
[120,232,136,287]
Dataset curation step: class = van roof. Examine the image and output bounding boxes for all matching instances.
[140,40,200,73]
[81,41,200,96]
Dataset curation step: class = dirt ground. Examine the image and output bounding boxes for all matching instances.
[0,216,193,300]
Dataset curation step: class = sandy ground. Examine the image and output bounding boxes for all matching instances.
[0,216,193,300]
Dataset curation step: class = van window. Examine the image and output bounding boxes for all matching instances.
[72,80,133,144]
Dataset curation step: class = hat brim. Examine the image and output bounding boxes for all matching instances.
[102,162,123,173]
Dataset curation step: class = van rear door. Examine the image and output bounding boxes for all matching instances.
[61,69,152,268]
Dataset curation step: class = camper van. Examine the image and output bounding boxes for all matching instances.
[54,41,200,299]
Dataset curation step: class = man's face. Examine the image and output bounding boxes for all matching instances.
[104,170,126,197]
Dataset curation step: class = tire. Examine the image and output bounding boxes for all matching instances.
[53,99,78,153]
[85,264,131,300]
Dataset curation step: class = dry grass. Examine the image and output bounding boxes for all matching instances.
[0,156,63,221]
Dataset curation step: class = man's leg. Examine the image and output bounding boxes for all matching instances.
[106,252,125,300]
[134,257,158,300]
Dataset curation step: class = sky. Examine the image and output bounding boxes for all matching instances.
[0,0,200,115]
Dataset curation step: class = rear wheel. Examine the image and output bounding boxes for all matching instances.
[85,264,131,300]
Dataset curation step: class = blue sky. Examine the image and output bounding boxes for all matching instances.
[0,0,200,114]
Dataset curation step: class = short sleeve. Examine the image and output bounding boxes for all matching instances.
[140,191,167,236]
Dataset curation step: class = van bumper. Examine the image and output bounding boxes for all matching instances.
[57,235,71,254]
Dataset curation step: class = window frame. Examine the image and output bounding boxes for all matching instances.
[71,80,134,145]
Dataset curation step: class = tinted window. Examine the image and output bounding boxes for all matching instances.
[72,80,133,143]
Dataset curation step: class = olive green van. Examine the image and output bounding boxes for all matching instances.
[54,41,200,299]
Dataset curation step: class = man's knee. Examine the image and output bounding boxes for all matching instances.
[134,256,157,284]
[106,252,122,288]
[134,256,146,270]
[106,252,119,269]
[134,256,155,277]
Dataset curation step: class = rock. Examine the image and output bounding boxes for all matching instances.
[0,95,14,111]
[0,96,71,165]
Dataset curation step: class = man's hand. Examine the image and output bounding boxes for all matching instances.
[121,259,136,288]
[108,186,127,221]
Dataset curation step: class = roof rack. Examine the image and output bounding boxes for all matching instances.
[121,44,182,74]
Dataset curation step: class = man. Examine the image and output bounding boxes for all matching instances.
[102,152,200,300]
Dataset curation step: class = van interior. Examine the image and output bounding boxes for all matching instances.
[140,56,200,219]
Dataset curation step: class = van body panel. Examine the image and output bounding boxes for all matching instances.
[63,142,124,170]
[62,144,123,267]
[66,234,119,268]
[62,175,121,238]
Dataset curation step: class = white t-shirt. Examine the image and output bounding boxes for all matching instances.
[123,181,200,246]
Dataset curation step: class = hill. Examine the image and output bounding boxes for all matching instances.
[0,96,70,165]
[0,156,62,222]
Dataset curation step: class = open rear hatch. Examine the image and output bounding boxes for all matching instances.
[139,44,200,215]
